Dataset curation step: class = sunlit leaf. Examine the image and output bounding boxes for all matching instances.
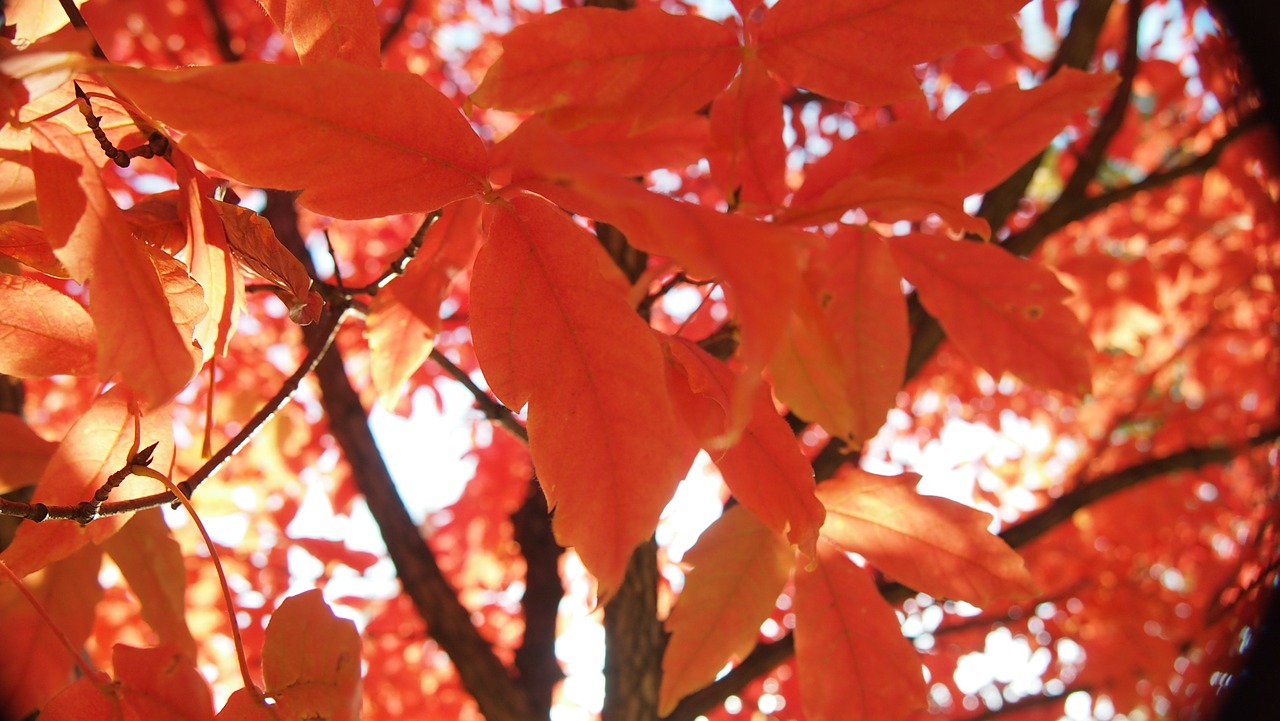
[261,590,362,721]
[708,54,787,209]
[0,274,95,378]
[114,644,215,721]
[212,200,321,325]
[0,220,68,276]
[103,510,198,659]
[260,0,380,67]
[0,413,57,494]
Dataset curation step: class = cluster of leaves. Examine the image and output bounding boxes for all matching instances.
[0,0,1275,720]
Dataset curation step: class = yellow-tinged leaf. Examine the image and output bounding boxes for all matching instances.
[470,194,694,598]
[103,510,198,660]
[888,234,1093,396]
[472,7,742,129]
[0,221,70,276]
[175,154,242,359]
[817,468,1037,606]
[0,274,95,378]
[367,200,482,411]
[261,590,362,721]
[0,413,57,493]
[213,200,322,325]
[663,336,824,555]
[0,387,174,577]
[794,543,926,721]
[31,121,200,408]
[659,506,792,715]
[757,0,1023,106]
[99,61,489,219]
[769,229,907,442]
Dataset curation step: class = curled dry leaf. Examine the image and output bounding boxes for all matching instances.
[213,200,323,325]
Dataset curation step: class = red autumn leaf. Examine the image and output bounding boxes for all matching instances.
[30,120,200,408]
[708,54,788,209]
[0,387,173,577]
[557,116,711,176]
[174,154,242,359]
[114,644,215,721]
[768,229,908,443]
[261,590,362,721]
[756,0,1024,106]
[102,509,198,660]
[471,7,742,129]
[99,61,489,220]
[0,413,57,493]
[888,234,1094,396]
[793,542,926,721]
[215,688,282,720]
[0,545,104,721]
[0,221,69,276]
[32,675,121,721]
[212,200,322,325]
[148,245,212,356]
[260,0,380,68]
[817,469,1037,606]
[0,274,96,378]
[659,506,793,716]
[0,122,36,209]
[500,119,808,419]
[663,336,825,555]
[366,199,482,411]
[292,537,381,574]
[941,68,1118,193]
[0,31,88,123]
[470,193,693,597]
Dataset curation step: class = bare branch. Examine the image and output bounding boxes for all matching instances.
[202,0,241,63]
[429,349,528,442]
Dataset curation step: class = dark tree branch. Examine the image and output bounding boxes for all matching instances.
[380,0,417,53]
[202,0,240,63]
[662,428,1280,721]
[266,191,535,721]
[430,350,528,441]
[58,0,107,59]
[602,538,664,721]
[512,480,564,720]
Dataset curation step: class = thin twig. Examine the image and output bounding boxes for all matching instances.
[429,349,528,442]
[202,0,241,62]
[345,210,442,297]
[57,0,107,59]
[380,0,417,52]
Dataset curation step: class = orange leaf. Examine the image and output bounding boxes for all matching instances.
[0,387,174,577]
[366,199,482,411]
[557,116,711,176]
[943,68,1119,193]
[264,0,380,67]
[0,221,69,276]
[261,590,362,721]
[708,54,787,209]
[659,506,792,715]
[0,31,87,123]
[114,644,215,721]
[768,229,907,442]
[470,194,693,597]
[793,542,925,721]
[663,336,824,556]
[215,688,282,720]
[0,413,57,494]
[757,0,1023,106]
[32,675,120,721]
[175,154,242,358]
[472,7,741,129]
[0,274,96,377]
[103,509,198,659]
[99,61,489,219]
[0,545,104,720]
[501,119,808,425]
[888,234,1093,395]
[816,469,1037,606]
[213,200,322,325]
[123,191,187,255]
[31,120,200,408]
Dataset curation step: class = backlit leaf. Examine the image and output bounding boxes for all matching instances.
[114,644,215,721]
[888,234,1093,396]
[0,545,103,720]
[757,0,1023,106]
[817,468,1037,606]
[0,274,95,377]
[175,154,242,359]
[659,506,792,715]
[264,0,380,67]
[769,229,907,442]
[0,387,173,577]
[213,200,322,325]
[31,120,200,408]
[0,220,68,276]
[708,54,787,209]
[99,61,488,219]
[793,542,926,721]
[472,7,742,129]
[367,199,482,411]
[470,193,693,597]
[663,336,824,555]
[32,675,120,721]
[0,413,57,493]
[261,590,362,721]
[103,510,197,659]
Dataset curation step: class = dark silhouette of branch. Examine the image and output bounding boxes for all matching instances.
[380,0,417,53]
[57,0,107,59]
[202,0,240,62]
[429,350,528,442]
[512,480,565,720]
[266,190,535,721]
[662,428,1280,721]
[0,308,344,521]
